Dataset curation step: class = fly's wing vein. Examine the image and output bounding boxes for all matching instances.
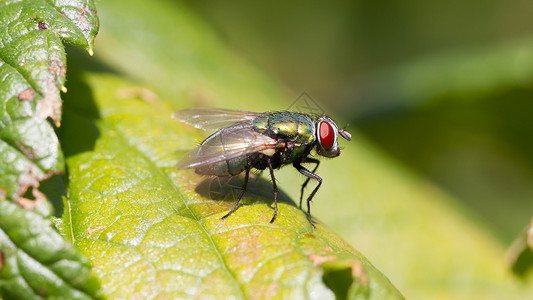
[177,124,280,169]
[172,107,265,131]
[178,124,281,169]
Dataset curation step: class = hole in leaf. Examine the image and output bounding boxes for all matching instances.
[39,174,66,217]
[17,185,47,212]
[322,267,353,300]
[21,186,36,200]
[511,246,533,277]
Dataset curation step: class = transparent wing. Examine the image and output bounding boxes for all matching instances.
[172,107,266,131]
[177,123,282,169]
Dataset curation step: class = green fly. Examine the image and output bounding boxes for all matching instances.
[172,108,351,228]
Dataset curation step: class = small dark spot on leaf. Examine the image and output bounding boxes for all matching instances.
[17,88,35,101]
[38,21,48,30]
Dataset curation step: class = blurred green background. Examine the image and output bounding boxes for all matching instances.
[183,1,533,244]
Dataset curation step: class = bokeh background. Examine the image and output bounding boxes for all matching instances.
[83,0,533,298]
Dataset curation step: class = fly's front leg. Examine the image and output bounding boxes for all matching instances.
[221,160,251,220]
[298,157,320,208]
[267,158,279,223]
[293,161,322,228]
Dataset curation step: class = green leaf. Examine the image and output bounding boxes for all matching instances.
[59,73,402,299]
[0,200,102,299]
[0,0,101,298]
[0,0,99,201]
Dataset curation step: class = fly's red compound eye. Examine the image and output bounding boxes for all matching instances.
[319,121,334,150]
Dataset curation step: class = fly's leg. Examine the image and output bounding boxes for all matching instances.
[294,161,322,228]
[267,158,279,223]
[221,164,251,220]
[298,157,320,209]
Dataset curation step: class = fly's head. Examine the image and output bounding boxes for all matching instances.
[315,116,351,158]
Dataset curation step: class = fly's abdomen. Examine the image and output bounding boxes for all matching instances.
[193,127,249,176]
[195,156,247,176]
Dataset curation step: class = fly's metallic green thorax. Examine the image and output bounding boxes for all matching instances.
[252,112,316,163]
[252,112,315,145]
[172,107,351,228]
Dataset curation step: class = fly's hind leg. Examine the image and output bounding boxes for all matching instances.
[267,158,279,224]
[221,162,251,220]
[294,161,322,228]
[298,158,320,209]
